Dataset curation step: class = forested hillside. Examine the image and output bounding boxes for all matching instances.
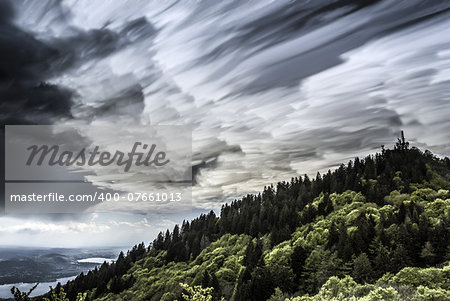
[13,136,450,300]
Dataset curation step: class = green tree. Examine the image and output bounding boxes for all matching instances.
[291,244,308,282]
[373,242,391,278]
[420,241,436,266]
[304,247,344,292]
[352,252,372,283]
[44,287,69,301]
[178,283,215,301]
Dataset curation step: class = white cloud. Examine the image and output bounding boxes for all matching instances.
[3,0,449,246]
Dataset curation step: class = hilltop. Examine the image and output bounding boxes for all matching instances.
[13,136,450,300]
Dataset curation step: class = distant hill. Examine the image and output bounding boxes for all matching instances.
[0,248,118,286]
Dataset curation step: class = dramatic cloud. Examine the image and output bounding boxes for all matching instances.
[1,0,450,245]
[0,0,72,125]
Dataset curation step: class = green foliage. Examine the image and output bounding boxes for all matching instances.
[420,241,436,265]
[264,242,293,267]
[44,287,87,301]
[352,253,372,283]
[380,263,450,290]
[285,264,450,300]
[267,287,290,301]
[413,285,450,301]
[315,275,357,300]
[331,191,365,207]
[363,287,399,300]
[178,283,215,301]
[43,142,450,301]
[303,247,345,292]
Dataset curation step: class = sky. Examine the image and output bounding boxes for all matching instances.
[1,0,450,248]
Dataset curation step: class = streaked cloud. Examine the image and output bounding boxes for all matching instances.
[1,0,449,246]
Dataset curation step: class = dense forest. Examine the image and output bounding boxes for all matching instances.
[10,135,450,300]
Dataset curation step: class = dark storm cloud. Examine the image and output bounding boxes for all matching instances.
[120,17,157,42]
[0,0,449,245]
[0,2,124,125]
[48,17,156,73]
[0,0,157,213]
[0,1,73,125]
[1,0,448,212]
[0,0,73,213]
[192,140,242,184]
[0,0,157,125]
[46,17,156,120]
[90,83,145,118]
[48,29,122,71]
[70,74,146,122]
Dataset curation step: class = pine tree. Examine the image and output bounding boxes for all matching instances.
[352,253,372,283]
[420,241,436,266]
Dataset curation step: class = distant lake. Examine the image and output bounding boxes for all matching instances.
[0,247,124,299]
[0,257,114,299]
[77,257,115,264]
[0,276,76,299]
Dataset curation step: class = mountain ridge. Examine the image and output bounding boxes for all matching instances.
[11,137,450,300]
